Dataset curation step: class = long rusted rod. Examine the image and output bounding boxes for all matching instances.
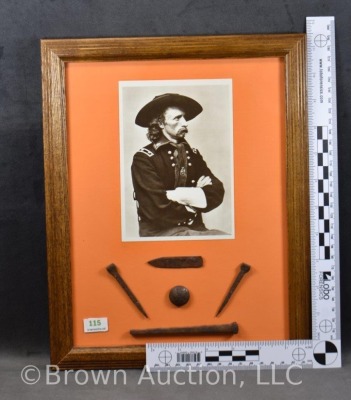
[106,263,149,318]
[130,322,238,337]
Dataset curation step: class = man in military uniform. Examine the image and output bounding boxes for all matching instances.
[131,93,226,237]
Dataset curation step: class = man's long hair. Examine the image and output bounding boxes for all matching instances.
[146,114,164,143]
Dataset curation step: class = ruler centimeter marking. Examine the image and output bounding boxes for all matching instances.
[146,17,341,371]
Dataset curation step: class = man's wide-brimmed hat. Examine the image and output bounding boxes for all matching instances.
[135,93,203,127]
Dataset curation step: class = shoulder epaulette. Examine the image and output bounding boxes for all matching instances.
[137,147,154,157]
[192,148,198,154]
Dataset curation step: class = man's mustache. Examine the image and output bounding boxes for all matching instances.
[178,128,188,134]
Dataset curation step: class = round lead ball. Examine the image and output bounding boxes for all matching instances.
[169,285,190,307]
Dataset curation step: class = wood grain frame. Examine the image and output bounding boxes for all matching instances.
[41,34,310,369]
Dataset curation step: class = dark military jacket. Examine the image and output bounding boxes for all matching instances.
[131,140,225,236]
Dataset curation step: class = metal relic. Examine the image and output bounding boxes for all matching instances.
[106,263,149,318]
[215,263,251,317]
[130,322,238,337]
[169,285,190,307]
[147,256,203,268]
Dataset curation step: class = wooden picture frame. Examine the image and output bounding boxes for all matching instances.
[41,34,310,369]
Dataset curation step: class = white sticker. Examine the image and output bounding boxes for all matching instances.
[83,318,108,333]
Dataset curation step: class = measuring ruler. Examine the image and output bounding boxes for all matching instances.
[146,16,341,371]
[306,16,340,342]
[147,339,341,370]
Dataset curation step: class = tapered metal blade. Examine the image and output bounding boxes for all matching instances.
[148,256,203,268]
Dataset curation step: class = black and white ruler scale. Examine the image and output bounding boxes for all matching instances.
[146,17,341,371]
[307,16,340,344]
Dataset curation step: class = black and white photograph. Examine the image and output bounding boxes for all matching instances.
[119,79,235,241]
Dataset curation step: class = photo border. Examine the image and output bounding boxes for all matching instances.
[119,78,235,242]
[41,34,310,369]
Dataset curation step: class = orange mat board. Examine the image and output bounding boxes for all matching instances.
[66,57,288,347]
